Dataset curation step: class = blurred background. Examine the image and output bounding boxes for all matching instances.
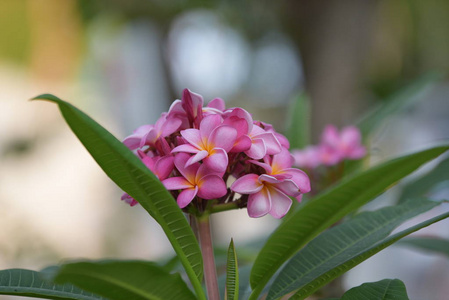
[1,0,449,299]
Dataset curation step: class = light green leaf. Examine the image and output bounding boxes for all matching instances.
[0,268,105,300]
[340,279,409,300]
[397,236,449,258]
[289,208,449,299]
[226,239,239,300]
[53,260,196,300]
[399,156,449,203]
[285,92,311,150]
[357,72,442,138]
[32,94,204,299]
[266,198,438,299]
[249,145,448,299]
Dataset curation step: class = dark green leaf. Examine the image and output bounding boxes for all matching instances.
[248,145,448,299]
[0,268,105,300]
[285,93,311,150]
[340,279,409,300]
[266,198,438,299]
[289,209,449,299]
[397,236,449,258]
[226,239,239,300]
[53,260,196,300]
[32,95,204,299]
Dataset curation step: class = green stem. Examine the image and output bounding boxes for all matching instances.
[197,215,220,300]
[210,202,239,214]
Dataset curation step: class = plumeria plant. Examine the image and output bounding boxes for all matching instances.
[1,78,449,300]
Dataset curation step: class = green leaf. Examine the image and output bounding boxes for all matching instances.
[0,268,105,300]
[399,156,449,203]
[340,279,409,300]
[289,208,449,299]
[285,93,311,149]
[266,198,438,299]
[357,72,442,138]
[226,239,239,300]
[32,94,204,299]
[53,260,196,300]
[397,236,449,258]
[248,145,448,299]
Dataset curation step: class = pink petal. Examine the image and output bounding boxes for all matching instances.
[204,148,228,173]
[255,132,282,155]
[162,177,192,190]
[230,135,252,152]
[248,159,272,174]
[245,138,266,160]
[347,146,366,160]
[281,168,311,193]
[186,150,209,166]
[197,175,227,199]
[258,174,282,184]
[207,98,226,111]
[231,174,263,194]
[123,124,153,150]
[267,187,292,219]
[321,124,340,147]
[171,143,200,154]
[209,125,237,152]
[154,155,175,180]
[177,187,198,208]
[271,147,294,171]
[121,193,139,206]
[272,179,301,197]
[161,115,182,137]
[180,129,203,149]
[174,153,200,182]
[200,114,223,140]
[223,108,253,135]
[247,189,271,218]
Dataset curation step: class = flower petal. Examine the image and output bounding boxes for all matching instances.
[197,175,227,199]
[230,135,252,152]
[271,147,294,172]
[255,132,282,155]
[121,193,139,206]
[245,138,266,160]
[247,189,271,218]
[200,114,223,140]
[209,125,238,152]
[207,98,226,111]
[172,143,200,154]
[267,187,292,219]
[180,129,203,149]
[177,187,198,208]
[204,148,228,173]
[154,155,175,180]
[231,174,263,194]
[174,153,200,182]
[281,168,311,193]
[186,150,209,166]
[162,177,192,190]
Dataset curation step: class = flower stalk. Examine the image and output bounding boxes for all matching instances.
[196,214,220,300]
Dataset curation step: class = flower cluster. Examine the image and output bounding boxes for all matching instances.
[292,125,366,169]
[121,89,310,218]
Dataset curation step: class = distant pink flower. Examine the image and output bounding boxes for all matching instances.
[172,114,237,172]
[231,174,301,218]
[163,153,227,208]
[249,147,311,200]
[321,125,366,162]
[292,146,322,169]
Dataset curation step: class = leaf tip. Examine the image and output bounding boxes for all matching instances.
[30,94,63,103]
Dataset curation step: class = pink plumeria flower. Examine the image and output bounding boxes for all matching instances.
[121,151,175,207]
[163,153,227,208]
[231,174,302,218]
[171,114,237,172]
[321,125,366,162]
[223,108,282,159]
[122,113,181,151]
[292,146,322,169]
[255,121,290,149]
[249,147,311,200]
